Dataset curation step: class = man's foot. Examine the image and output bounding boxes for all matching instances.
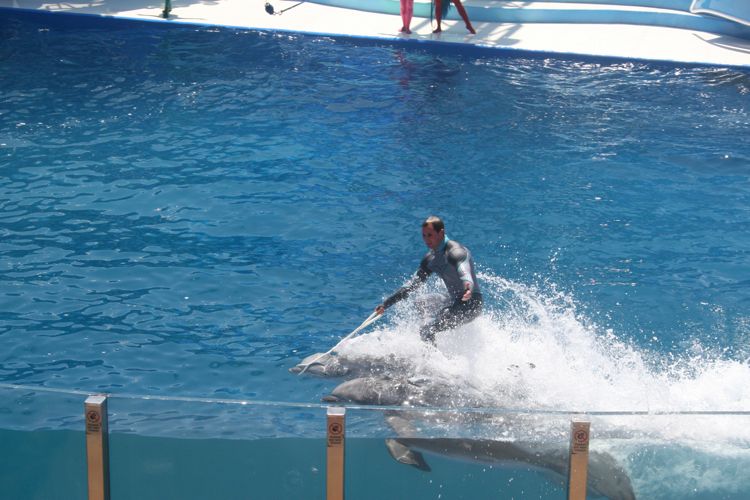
[399,26,411,34]
[432,27,442,33]
[467,24,476,34]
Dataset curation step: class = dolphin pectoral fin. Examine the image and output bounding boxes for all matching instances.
[385,414,419,436]
[321,395,340,402]
[385,439,431,472]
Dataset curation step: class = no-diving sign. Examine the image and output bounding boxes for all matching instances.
[86,409,102,433]
[572,427,589,453]
[327,421,344,446]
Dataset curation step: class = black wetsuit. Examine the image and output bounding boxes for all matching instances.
[383,236,483,343]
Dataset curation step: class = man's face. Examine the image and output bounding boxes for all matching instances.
[422,224,444,251]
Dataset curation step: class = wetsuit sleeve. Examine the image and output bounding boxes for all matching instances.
[446,243,476,292]
[383,257,431,309]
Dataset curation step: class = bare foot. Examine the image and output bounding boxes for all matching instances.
[467,25,476,34]
[432,27,442,33]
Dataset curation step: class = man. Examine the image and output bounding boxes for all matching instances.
[375,216,483,343]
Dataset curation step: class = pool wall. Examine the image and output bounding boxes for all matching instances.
[2,4,749,70]
[307,0,750,40]
[2,0,750,67]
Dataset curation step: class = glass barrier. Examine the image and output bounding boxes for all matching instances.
[343,406,750,500]
[0,385,88,499]
[106,395,328,499]
[344,406,572,499]
[2,382,750,500]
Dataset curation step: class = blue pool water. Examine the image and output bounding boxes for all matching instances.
[1,10,750,499]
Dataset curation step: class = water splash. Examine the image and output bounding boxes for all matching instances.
[335,271,750,443]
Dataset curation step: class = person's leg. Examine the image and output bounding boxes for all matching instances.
[419,295,482,344]
[451,0,476,34]
[415,293,450,319]
[400,0,413,33]
[404,0,413,33]
[432,0,442,33]
[419,316,446,344]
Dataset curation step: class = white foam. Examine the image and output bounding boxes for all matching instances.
[336,271,750,448]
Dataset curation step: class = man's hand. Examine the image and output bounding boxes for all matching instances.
[461,282,472,302]
[375,304,385,315]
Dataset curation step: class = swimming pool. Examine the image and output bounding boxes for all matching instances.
[1,9,749,499]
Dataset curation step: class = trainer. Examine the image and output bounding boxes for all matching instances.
[375,215,483,343]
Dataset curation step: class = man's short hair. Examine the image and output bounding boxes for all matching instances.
[422,215,444,232]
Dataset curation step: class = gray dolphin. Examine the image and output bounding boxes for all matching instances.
[384,436,635,500]
[290,353,351,377]
[321,376,490,407]
[291,352,410,378]
[319,375,636,498]
[384,416,635,500]
[322,376,414,405]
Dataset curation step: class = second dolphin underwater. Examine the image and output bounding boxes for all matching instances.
[293,351,637,499]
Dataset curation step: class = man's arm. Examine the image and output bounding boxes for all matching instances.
[446,243,475,301]
[376,259,431,314]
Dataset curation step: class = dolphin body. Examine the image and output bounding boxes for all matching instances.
[322,377,637,500]
[384,415,635,500]
[384,436,635,500]
[321,375,491,408]
[290,352,410,378]
[289,353,352,377]
[292,351,535,380]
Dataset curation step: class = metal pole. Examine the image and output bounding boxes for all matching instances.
[85,395,110,500]
[326,407,346,500]
[567,418,590,500]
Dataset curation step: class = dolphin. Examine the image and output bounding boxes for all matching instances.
[384,437,635,500]
[317,370,635,498]
[290,353,351,377]
[384,416,635,500]
[290,353,411,378]
[321,375,491,408]
[322,376,414,405]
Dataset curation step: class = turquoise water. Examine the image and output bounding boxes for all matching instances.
[1,10,750,499]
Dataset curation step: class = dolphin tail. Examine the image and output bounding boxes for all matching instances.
[385,439,431,471]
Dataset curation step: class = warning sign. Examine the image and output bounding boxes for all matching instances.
[327,421,344,447]
[86,409,101,433]
[572,428,589,454]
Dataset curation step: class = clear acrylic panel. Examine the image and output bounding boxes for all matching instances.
[2,382,750,500]
[0,385,87,500]
[107,395,328,499]
[344,406,570,499]
[344,406,750,500]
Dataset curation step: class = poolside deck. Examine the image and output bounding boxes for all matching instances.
[2,0,750,67]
